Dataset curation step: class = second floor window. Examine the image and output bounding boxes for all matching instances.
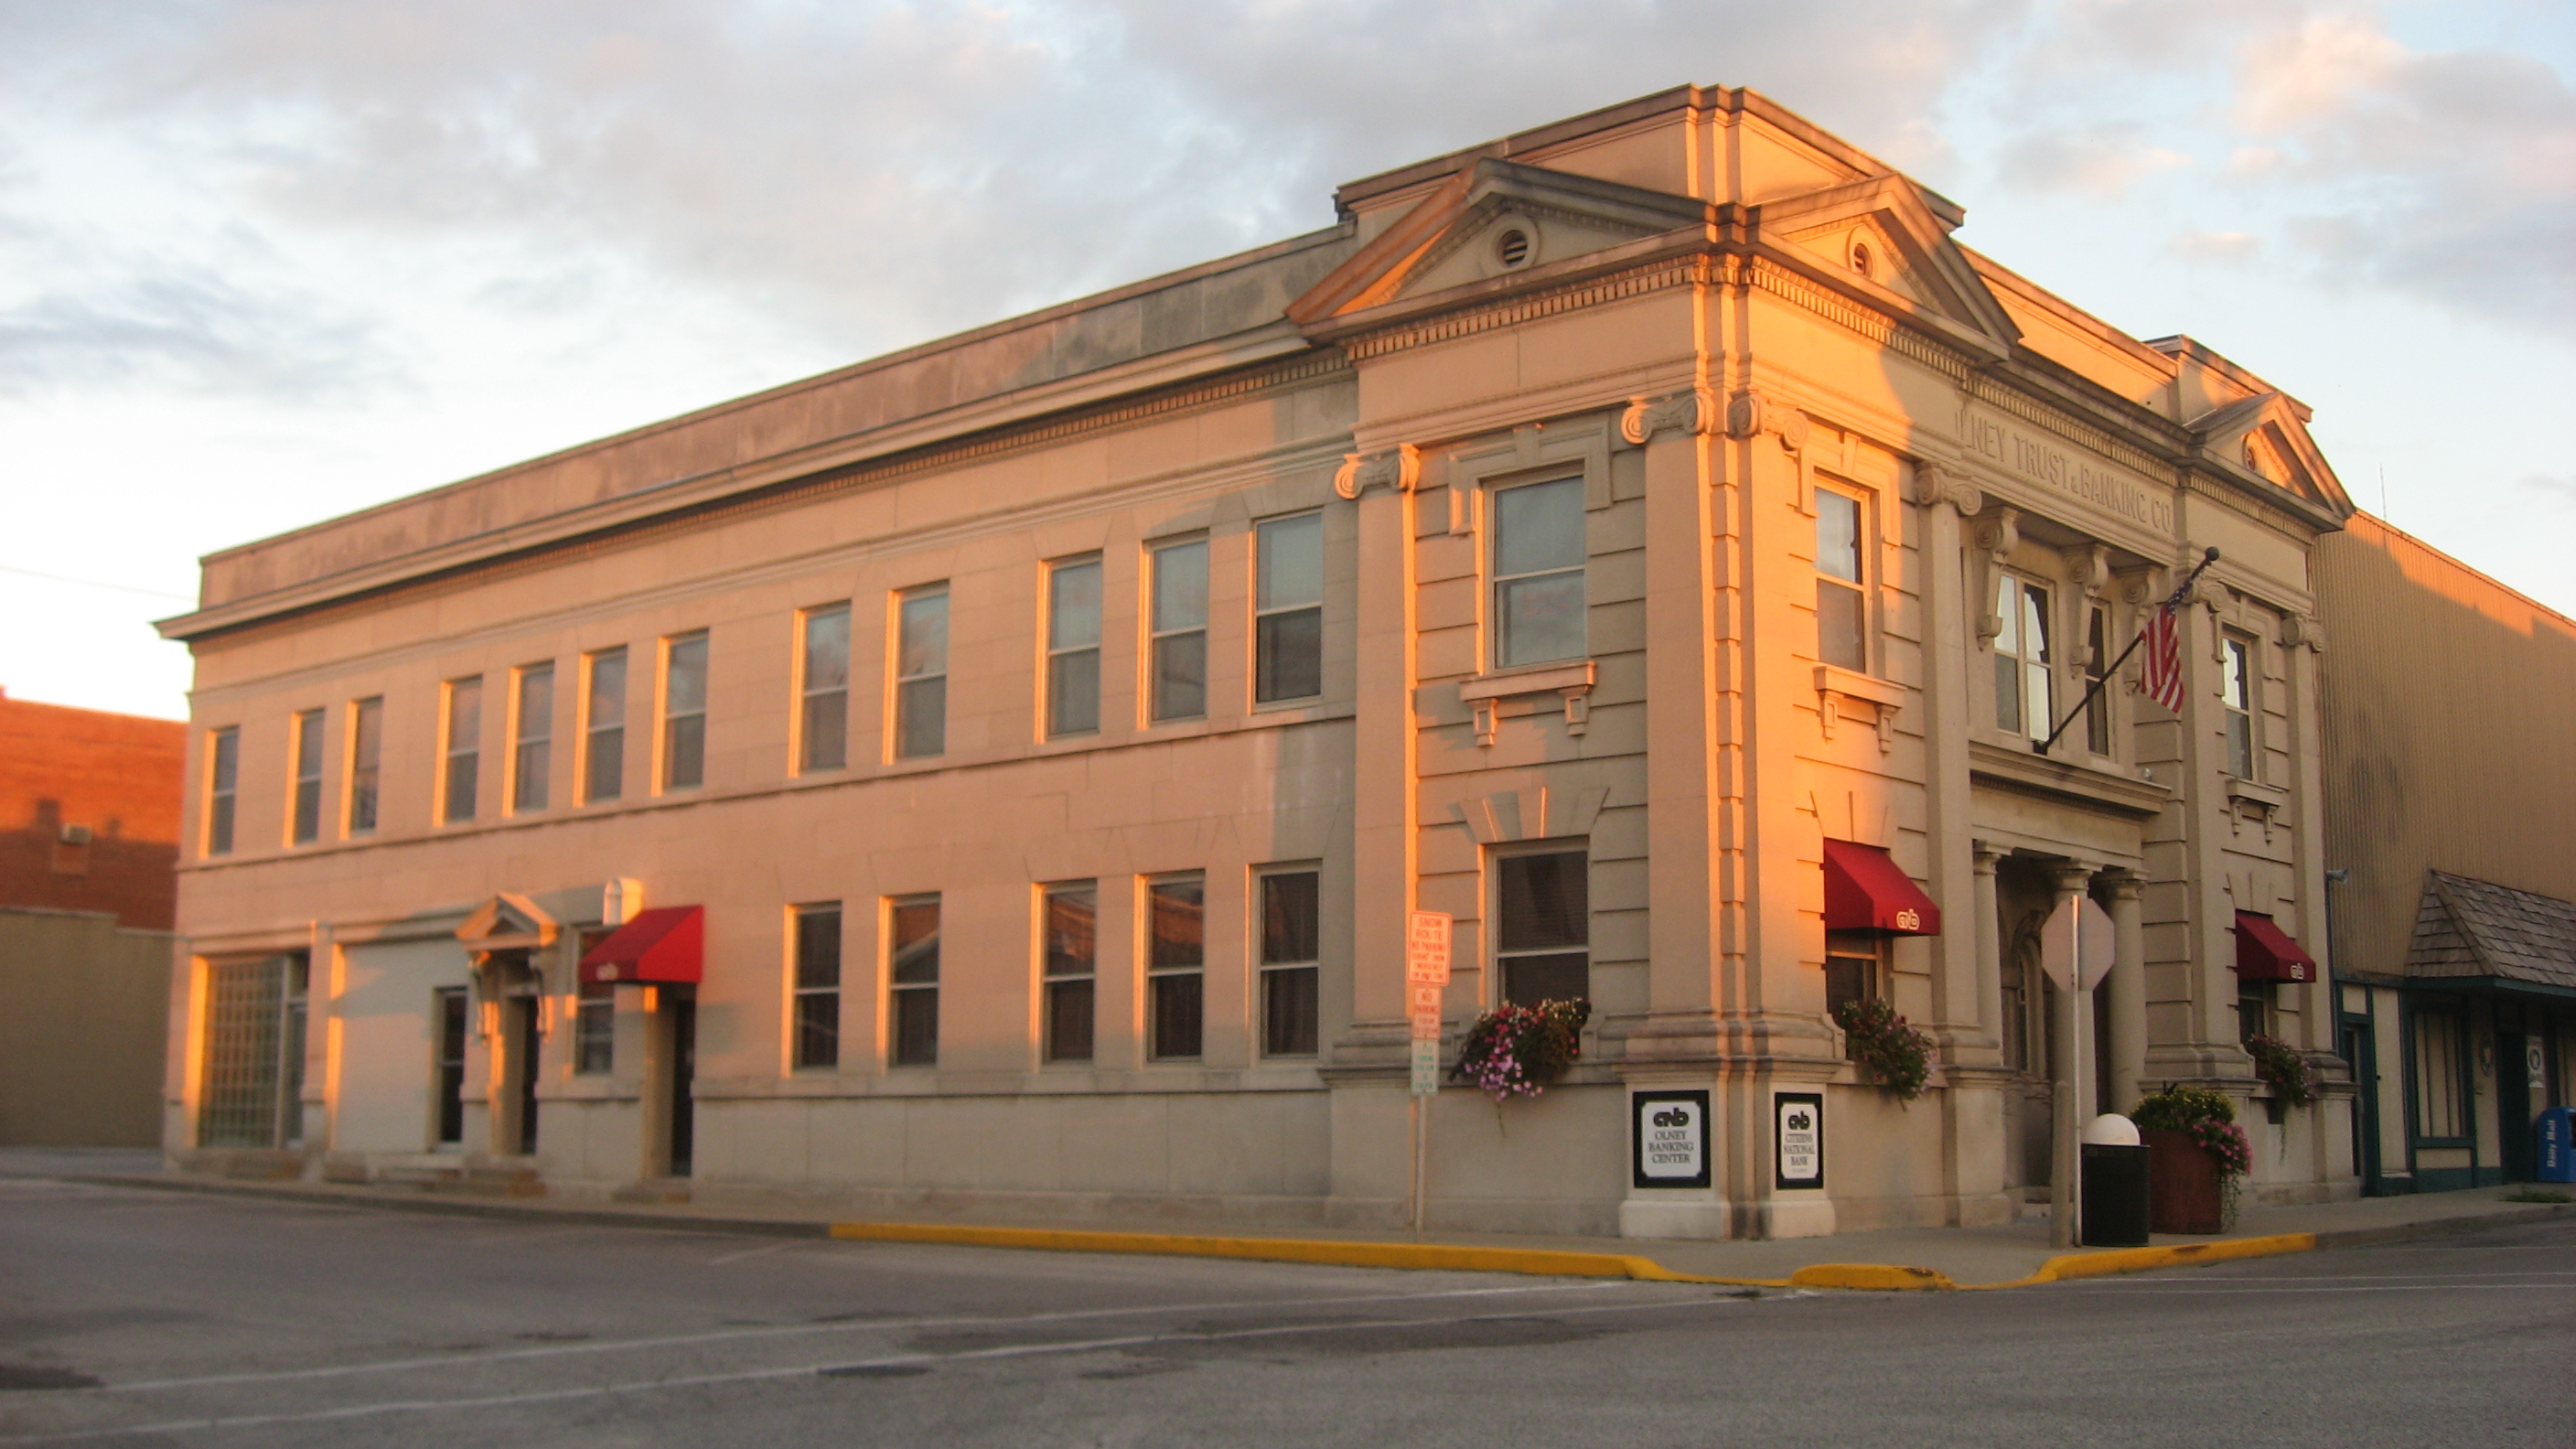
[1255,513,1324,703]
[1047,559,1102,737]
[442,678,481,825]
[1493,477,1585,668]
[585,648,626,804]
[1147,876,1205,1059]
[290,709,324,844]
[1043,884,1096,1063]
[2223,634,2257,778]
[1993,574,2052,741]
[348,697,381,835]
[1816,488,1866,671]
[512,663,553,812]
[793,903,842,1070]
[896,587,948,759]
[1150,541,1208,722]
[800,605,850,772]
[662,632,707,790]
[206,725,239,856]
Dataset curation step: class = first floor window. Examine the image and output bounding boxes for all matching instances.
[435,986,468,1144]
[1259,869,1320,1057]
[1994,574,2051,740]
[2238,978,2275,1045]
[585,648,627,803]
[889,895,940,1066]
[443,676,482,823]
[349,697,382,834]
[1815,488,1866,672]
[290,709,325,844]
[1149,541,1208,722]
[662,632,708,790]
[1493,476,1586,668]
[2223,633,2257,779]
[896,587,949,758]
[574,982,615,1075]
[1043,884,1096,1063]
[793,904,842,1070]
[1047,560,1102,737]
[1496,849,1588,1004]
[1148,875,1205,1059]
[2412,1011,2466,1140]
[205,725,240,856]
[1825,932,1882,1062]
[1254,513,1324,703]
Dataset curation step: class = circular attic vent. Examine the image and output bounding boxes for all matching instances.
[1494,228,1532,269]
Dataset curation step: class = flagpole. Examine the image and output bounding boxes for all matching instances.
[2032,547,2219,756]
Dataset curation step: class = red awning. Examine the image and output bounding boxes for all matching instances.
[2234,911,2317,982]
[579,906,703,987]
[1823,840,1942,936]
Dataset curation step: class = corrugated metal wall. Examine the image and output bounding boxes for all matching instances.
[2315,514,2576,977]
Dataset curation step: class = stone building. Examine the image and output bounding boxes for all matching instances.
[157,87,2356,1233]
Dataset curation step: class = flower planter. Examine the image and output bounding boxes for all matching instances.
[2143,1129,2223,1235]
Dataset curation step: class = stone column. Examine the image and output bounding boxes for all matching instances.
[1972,843,2004,1046]
[2106,872,2148,1114]
[1913,463,1991,1062]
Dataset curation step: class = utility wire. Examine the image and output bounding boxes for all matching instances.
[0,564,195,602]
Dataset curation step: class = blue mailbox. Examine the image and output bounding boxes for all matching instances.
[2538,1107,2576,1185]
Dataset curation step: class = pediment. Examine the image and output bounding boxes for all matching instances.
[456,891,559,950]
[1759,177,2022,348]
[1289,158,1706,327]
[2187,392,2354,514]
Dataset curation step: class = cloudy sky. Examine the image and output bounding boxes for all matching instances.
[5,0,2571,719]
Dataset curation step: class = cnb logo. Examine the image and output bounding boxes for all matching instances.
[1652,1107,1694,1128]
[1894,908,1921,931]
[1784,1107,1814,1132]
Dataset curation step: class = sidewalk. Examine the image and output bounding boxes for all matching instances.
[6,1147,2567,1290]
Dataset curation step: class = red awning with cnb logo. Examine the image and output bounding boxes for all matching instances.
[2234,911,2317,982]
[578,906,703,987]
[1823,840,1942,936]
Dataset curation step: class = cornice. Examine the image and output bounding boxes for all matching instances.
[163,339,1349,644]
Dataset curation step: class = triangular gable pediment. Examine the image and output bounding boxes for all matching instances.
[456,891,559,950]
[2187,392,2354,515]
[1757,177,2021,349]
[1289,158,1705,327]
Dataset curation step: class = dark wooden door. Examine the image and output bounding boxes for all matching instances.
[669,992,696,1177]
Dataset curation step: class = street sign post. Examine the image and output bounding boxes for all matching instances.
[2041,895,2115,1248]
[1405,911,1451,1235]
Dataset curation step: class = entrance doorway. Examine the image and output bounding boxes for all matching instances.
[2499,1029,2535,1182]
[511,995,542,1155]
[667,989,696,1177]
[2340,1018,2381,1193]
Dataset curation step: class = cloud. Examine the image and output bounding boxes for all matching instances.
[0,255,400,401]
[2164,229,2259,263]
[2227,12,2576,333]
[1998,123,2191,199]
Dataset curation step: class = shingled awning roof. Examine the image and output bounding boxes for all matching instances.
[2405,872,2576,997]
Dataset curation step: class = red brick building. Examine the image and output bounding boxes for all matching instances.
[1,686,186,928]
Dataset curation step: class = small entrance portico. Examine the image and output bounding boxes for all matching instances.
[455,893,559,1163]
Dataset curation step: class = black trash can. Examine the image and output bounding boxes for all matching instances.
[2080,1143,2152,1247]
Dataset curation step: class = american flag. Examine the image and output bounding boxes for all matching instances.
[2140,603,2187,713]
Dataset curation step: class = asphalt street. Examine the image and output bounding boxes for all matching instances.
[2,1175,2570,1447]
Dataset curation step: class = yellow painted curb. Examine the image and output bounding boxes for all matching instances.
[825,1221,1785,1286]
[823,1219,2320,1293]
[1787,1263,1959,1291]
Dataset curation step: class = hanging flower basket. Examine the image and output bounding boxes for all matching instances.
[2131,1085,2252,1232]
[1830,998,1934,1101]
[2242,1034,2320,1109]
[1451,999,1590,1103]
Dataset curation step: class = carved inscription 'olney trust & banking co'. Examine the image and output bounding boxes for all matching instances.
[1958,406,2174,535]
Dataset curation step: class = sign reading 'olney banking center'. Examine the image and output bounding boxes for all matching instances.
[1959,405,2174,535]
[1632,1089,1711,1190]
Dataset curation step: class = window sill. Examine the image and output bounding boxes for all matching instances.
[1460,660,1595,746]
[1814,666,1903,753]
